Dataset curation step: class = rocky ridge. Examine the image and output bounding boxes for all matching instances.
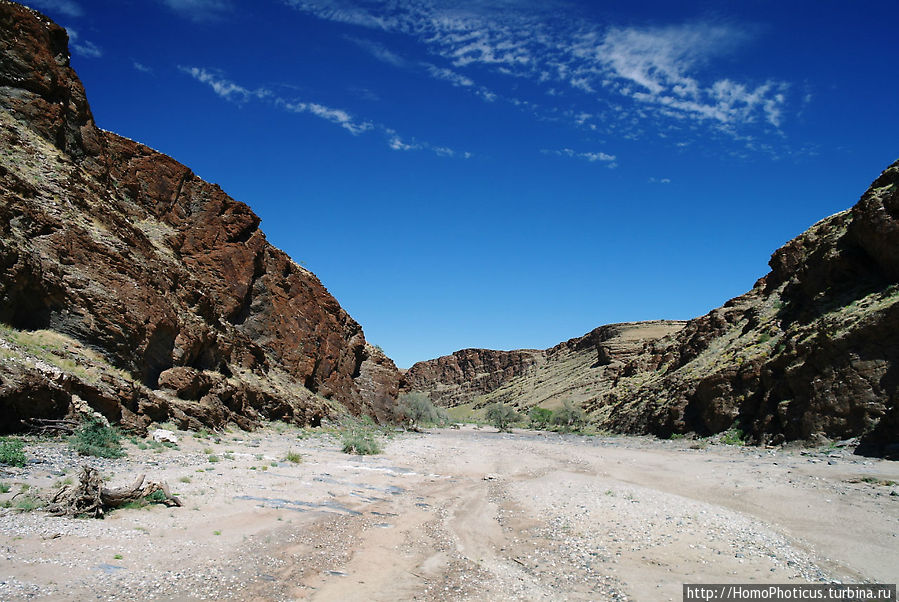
[410,164,899,457]
[0,1,401,434]
[405,321,685,409]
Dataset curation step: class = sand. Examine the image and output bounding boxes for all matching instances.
[1,424,897,601]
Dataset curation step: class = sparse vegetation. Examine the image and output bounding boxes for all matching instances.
[395,392,450,428]
[285,450,302,464]
[486,403,520,433]
[720,422,745,446]
[528,407,553,429]
[14,496,42,512]
[207,454,220,463]
[551,401,587,432]
[0,437,26,467]
[341,431,381,455]
[337,415,385,455]
[70,415,124,459]
[859,476,897,486]
[0,482,10,493]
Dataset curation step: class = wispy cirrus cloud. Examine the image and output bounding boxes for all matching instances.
[347,35,498,102]
[160,0,232,22]
[279,99,374,135]
[347,37,408,68]
[424,63,473,88]
[25,0,82,17]
[387,131,468,158]
[181,66,463,156]
[542,148,617,168]
[283,1,791,141]
[180,67,272,103]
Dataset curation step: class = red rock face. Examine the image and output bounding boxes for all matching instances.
[405,348,543,407]
[0,1,400,432]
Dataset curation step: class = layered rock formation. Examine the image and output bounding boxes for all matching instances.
[0,1,400,433]
[406,321,686,409]
[410,164,899,457]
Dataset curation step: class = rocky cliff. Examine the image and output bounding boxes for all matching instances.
[405,321,686,409]
[0,1,401,433]
[409,164,899,457]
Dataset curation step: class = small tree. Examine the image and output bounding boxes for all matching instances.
[395,392,449,428]
[528,407,553,429]
[486,403,520,433]
[552,401,586,432]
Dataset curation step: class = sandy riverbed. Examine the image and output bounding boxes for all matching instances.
[1,424,897,601]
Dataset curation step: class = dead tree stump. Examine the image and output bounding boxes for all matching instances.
[47,466,182,518]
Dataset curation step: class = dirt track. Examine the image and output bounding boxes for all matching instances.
[1,425,897,600]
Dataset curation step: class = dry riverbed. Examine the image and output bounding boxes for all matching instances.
[1,424,897,601]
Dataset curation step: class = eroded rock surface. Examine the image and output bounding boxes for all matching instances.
[0,1,400,433]
[410,164,899,456]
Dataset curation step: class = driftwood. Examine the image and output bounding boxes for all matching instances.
[46,466,182,518]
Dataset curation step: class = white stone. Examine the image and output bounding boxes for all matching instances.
[151,429,178,443]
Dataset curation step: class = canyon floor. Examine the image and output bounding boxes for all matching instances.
[1,424,897,601]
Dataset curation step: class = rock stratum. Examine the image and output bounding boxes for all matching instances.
[404,321,687,409]
[409,165,899,457]
[0,1,401,434]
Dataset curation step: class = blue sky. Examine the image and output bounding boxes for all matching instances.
[26,0,899,368]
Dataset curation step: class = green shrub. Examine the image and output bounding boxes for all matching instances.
[146,490,167,502]
[0,482,10,493]
[207,454,220,463]
[341,432,381,455]
[720,421,745,445]
[395,392,449,427]
[70,415,124,459]
[486,403,520,433]
[285,451,302,464]
[0,438,26,467]
[552,401,587,432]
[528,407,553,429]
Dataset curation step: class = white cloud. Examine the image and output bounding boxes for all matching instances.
[133,61,153,74]
[347,33,500,105]
[284,1,790,137]
[424,64,474,87]
[283,101,374,135]
[543,148,617,167]
[182,66,462,155]
[347,37,408,67]
[180,66,271,102]
[160,0,232,21]
[65,28,102,58]
[25,0,82,17]
[389,136,418,151]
